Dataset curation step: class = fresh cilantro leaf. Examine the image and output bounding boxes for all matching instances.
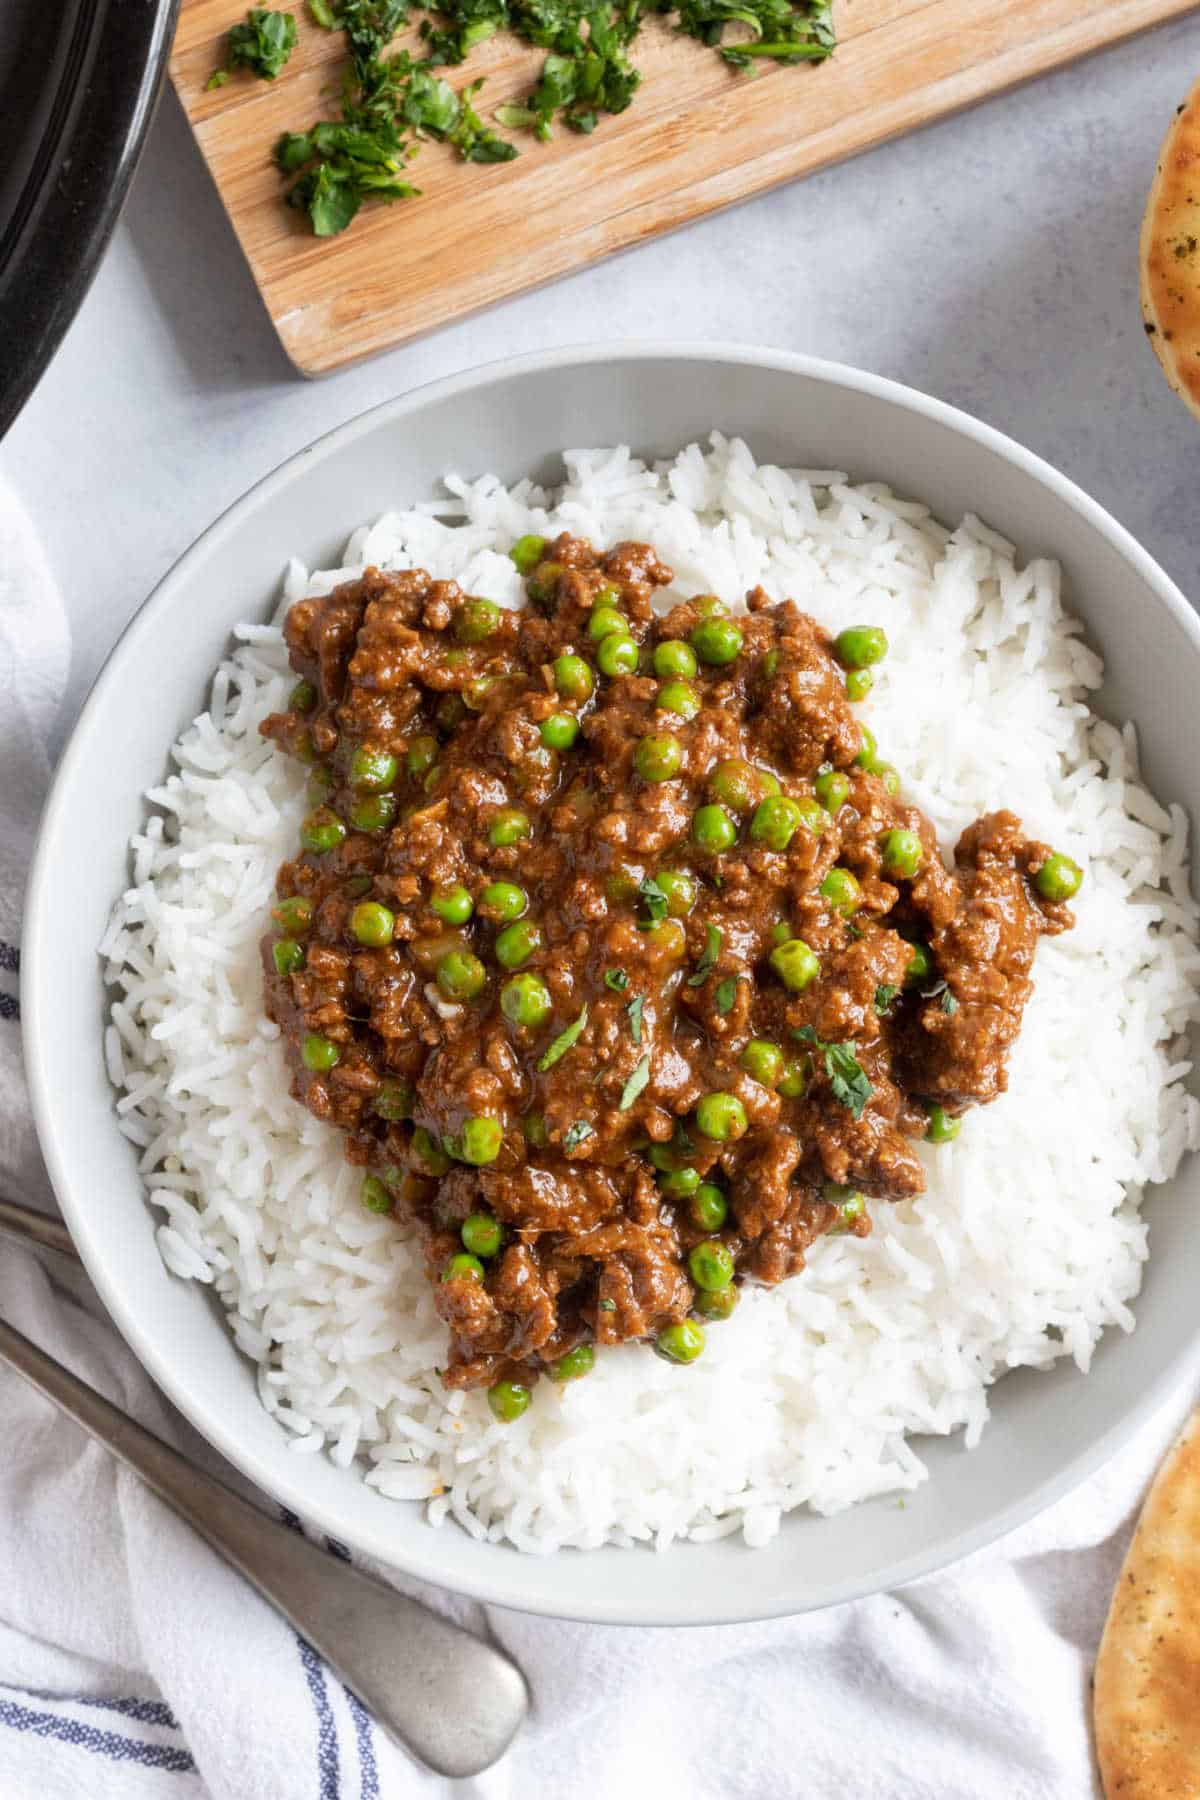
[302,162,364,235]
[619,1053,652,1110]
[599,1295,616,1311]
[714,976,738,1015]
[627,994,645,1045]
[604,968,629,991]
[206,69,231,90]
[824,1042,872,1120]
[941,990,959,1016]
[228,9,299,79]
[637,875,669,925]
[563,1120,595,1150]
[308,0,339,23]
[537,1004,589,1071]
[794,1024,818,1045]
[687,923,722,987]
[874,984,899,1016]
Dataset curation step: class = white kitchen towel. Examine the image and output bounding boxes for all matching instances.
[0,474,1194,1800]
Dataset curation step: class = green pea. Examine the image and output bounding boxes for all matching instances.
[757,769,782,797]
[349,745,398,792]
[350,901,395,946]
[762,648,780,679]
[522,1111,549,1148]
[500,972,552,1028]
[272,938,305,977]
[345,874,373,899]
[823,1182,866,1233]
[272,895,314,934]
[926,1104,961,1144]
[553,654,594,702]
[349,793,398,834]
[454,596,501,644]
[488,1379,531,1421]
[479,880,527,922]
[443,1252,485,1282]
[653,639,698,679]
[458,1116,504,1166]
[295,731,322,767]
[362,1176,392,1214]
[693,594,726,617]
[596,634,640,678]
[464,675,497,713]
[658,1166,701,1199]
[550,1343,595,1382]
[740,1039,784,1086]
[855,726,878,768]
[820,868,861,915]
[657,869,697,917]
[300,808,346,854]
[880,828,923,880]
[689,1239,734,1292]
[694,1285,739,1322]
[436,949,487,1000]
[846,669,874,702]
[656,680,701,720]
[835,625,889,670]
[689,1184,728,1231]
[749,795,802,850]
[412,1127,450,1176]
[592,583,621,608]
[770,920,792,945]
[647,918,686,958]
[692,804,737,853]
[588,605,627,642]
[648,1143,682,1173]
[406,735,438,778]
[436,693,467,734]
[873,762,901,796]
[289,679,316,713]
[540,711,580,750]
[527,561,564,607]
[696,1091,748,1142]
[770,938,820,992]
[307,767,334,806]
[815,769,850,813]
[373,1079,414,1122]
[495,919,543,970]
[301,1033,340,1072]
[1035,852,1083,902]
[655,1320,705,1364]
[462,1213,503,1257]
[691,617,744,667]
[708,759,761,812]
[430,884,473,926]
[635,734,683,782]
[489,808,530,848]
[510,534,547,574]
[905,941,933,985]
[777,1056,807,1099]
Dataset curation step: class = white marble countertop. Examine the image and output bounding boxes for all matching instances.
[9,11,1200,744]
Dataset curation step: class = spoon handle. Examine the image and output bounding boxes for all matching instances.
[0,1308,527,1778]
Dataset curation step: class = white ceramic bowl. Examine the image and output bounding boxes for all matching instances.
[23,344,1200,1625]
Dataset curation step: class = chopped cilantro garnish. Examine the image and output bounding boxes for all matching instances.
[941,990,959,1016]
[599,1295,616,1311]
[604,968,629,991]
[627,994,645,1045]
[714,976,738,1015]
[228,8,299,79]
[792,1024,872,1119]
[206,69,231,90]
[538,1004,589,1071]
[563,1119,595,1149]
[687,922,722,987]
[637,875,669,926]
[619,1053,652,1110]
[874,984,899,1016]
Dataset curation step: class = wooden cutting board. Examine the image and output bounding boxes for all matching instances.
[172,0,1199,375]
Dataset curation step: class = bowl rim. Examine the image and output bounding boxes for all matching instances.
[23,339,1200,1624]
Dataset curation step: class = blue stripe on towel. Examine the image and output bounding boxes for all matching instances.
[344,1687,379,1800]
[296,1638,341,1800]
[0,941,17,973]
[1,1684,180,1730]
[0,992,18,1023]
[0,1694,195,1771]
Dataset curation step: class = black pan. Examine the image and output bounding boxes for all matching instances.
[0,0,179,438]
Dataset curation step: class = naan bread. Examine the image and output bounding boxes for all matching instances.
[1141,80,1200,422]
[1094,1409,1200,1798]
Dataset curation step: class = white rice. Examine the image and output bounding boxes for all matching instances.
[100,434,1200,1552]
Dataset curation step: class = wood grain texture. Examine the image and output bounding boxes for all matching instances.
[172,0,1200,374]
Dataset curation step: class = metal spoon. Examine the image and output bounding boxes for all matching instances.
[0,1196,529,1778]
